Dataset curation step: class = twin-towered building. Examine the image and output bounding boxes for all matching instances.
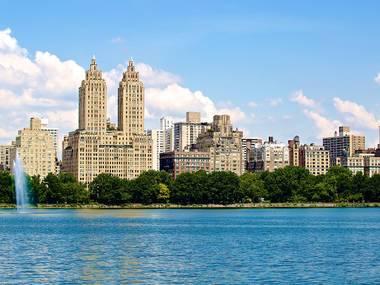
[3,57,380,181]
[62,58,152,183]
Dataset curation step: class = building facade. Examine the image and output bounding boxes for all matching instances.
[194,115,244,175]
[148,117,175,170]
[323,126,365,164]
[62,58,152,183]
[0,145,10,170]
[160,150,210,178]
[248,137,289,172]
[174,112,211,151]
[242,137,262,171]
[299,144,330,175]
[288,136,300,167]
[10,118,56,177]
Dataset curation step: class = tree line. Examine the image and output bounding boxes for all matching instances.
[0,166,379,205]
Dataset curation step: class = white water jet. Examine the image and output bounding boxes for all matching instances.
[13,154,29,212]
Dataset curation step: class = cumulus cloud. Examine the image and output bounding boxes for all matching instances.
[0,28,83,146]
[304,109,341,139]
[0,27,248,151]
[248,101,257,107]
[333,97,380,130]
[290,90,316,108]
[375,72,380,85]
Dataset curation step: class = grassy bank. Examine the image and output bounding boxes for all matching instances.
[1,202,380,209]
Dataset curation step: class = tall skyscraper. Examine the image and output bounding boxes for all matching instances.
[62,58,152,183]
[118,58,145,141]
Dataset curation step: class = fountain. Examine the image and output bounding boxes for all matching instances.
[13,154,30,212]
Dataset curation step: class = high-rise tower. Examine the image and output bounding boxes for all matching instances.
[79,57,107,133]
[62,58,152,183]
[118,58,145,141]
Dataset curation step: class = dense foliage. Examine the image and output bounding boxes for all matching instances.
[1,166,380,205]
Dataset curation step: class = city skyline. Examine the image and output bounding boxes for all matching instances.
[1,1,380,152]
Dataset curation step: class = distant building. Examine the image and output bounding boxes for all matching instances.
[194,115,244,175]
[299,144,330,175]
[338,156,365,175]
[242,137,262,171]
[174,112,211,151]
[288,136,300,167]
[10,118,56,177]
[41,118,58,158]
[0,145,10,170]
[160,150,210,178]
[248,137,289,172]
[365,156,380,177]
[148,117,175,170]
[323,126,365,164]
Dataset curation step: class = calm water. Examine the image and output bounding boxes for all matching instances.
[0,208,379,284]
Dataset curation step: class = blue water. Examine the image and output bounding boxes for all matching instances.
[0,208,379,284]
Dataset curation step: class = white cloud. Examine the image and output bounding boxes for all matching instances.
[269,98,283,106]
[375,72,380,85]
[111,37,124,43]
[333,97,379,130]
[0,28,83,146]
[303,109,341,139]
[0,28,247,151]
[145,84,217,120]
[248,101,257,107]
[290,90,316,108]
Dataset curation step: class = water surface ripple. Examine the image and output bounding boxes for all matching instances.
[0,208,379,284]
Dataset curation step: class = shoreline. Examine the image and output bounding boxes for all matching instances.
[1,202,379,209]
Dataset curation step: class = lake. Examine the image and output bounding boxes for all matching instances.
[0,208,379,284]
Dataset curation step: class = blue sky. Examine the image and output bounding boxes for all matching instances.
[1,0,380,150]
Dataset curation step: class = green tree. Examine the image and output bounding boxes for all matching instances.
[89,173,124,205]
[239,172,266,202]
[207,171,240,204]
[157,183,170,203]
[0,171,14,203]
[323,166,353,202]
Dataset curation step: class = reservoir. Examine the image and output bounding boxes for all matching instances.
[0,208,379,284]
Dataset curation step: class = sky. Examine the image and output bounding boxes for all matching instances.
[1,0,380,155]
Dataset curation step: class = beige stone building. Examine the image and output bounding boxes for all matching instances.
[338,156,365,175]
[323,126,365,164]
[194,115,244,175]
[338,153,380,177]
[10,118,57,177]
[365,156,380,177]
[248,137,289,172]
[62,58,152,183]
[0,145,10,170]
[299,144,330,175]
[174,112,211,151]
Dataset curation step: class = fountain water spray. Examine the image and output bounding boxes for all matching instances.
[13,154,29,212]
